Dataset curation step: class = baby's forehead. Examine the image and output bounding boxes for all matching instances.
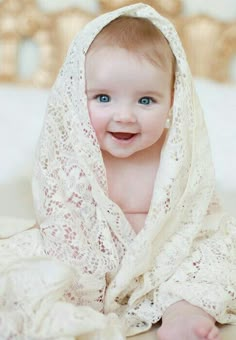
[85,45,174,82]
[85,47,173,94]
[85,22,175,80]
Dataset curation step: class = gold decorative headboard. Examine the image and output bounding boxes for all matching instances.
[0,0,235,87]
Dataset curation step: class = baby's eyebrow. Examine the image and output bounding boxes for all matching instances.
[137,90,164,98]
[86,88,109,94]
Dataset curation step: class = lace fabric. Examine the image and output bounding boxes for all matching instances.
[0,3,236,339]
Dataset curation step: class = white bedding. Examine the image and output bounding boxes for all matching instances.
[0,85,48,219]
[0,78,236,220]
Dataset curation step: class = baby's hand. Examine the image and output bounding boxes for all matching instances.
[157,300,221,340]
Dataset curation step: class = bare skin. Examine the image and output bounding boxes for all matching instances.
[157,300,221,340]
[103,139,161,235]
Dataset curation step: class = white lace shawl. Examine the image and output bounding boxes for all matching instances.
[0,3,236,339]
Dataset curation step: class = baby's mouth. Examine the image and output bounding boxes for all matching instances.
[110,132,136,140]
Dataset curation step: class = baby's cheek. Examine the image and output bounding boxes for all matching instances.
[88,103,98,127]
[148,112,167,128]
[89,109,106,136]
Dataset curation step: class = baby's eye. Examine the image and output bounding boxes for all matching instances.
[138,97,154,105]
[96,94,110,103]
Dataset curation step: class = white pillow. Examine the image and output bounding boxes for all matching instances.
[194,78,236,216]
[0,85,48,218]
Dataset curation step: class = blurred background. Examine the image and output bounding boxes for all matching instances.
[0,0,235,85]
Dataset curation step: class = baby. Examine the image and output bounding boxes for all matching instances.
[85,15,174,235]
[85,15,220,340]
[0,3,235,340]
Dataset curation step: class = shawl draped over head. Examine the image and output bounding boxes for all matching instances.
[0,3,236,339]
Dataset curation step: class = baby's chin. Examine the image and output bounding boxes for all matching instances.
[101,147,152,159]
[101,150,136,159]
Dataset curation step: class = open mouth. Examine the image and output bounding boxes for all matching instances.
[110,132,137,141]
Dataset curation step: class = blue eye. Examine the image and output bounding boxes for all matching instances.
[96,94,110,103]
[139,97,153,105]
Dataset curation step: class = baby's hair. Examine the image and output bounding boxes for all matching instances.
[88,15,176,83]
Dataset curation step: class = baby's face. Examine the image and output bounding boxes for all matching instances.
[85,47,173,159]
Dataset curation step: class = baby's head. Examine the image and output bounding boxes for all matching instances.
[88,15,176,86]
[85,16,176,159]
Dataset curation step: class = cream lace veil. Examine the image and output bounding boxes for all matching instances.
[0,3,236,339]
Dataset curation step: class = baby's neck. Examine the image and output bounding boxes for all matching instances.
[102,140,164,234]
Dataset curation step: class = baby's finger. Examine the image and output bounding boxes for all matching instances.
[207,325,221,340]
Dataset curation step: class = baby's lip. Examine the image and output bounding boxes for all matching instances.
[110,132,137,140]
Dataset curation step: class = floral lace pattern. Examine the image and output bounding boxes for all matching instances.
[0,3,236,339]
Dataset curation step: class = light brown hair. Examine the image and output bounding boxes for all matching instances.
[88,16,176,83]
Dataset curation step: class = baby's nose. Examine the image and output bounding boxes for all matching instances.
[113,107,137,123]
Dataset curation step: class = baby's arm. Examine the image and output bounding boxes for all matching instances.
[157,300,221,340]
